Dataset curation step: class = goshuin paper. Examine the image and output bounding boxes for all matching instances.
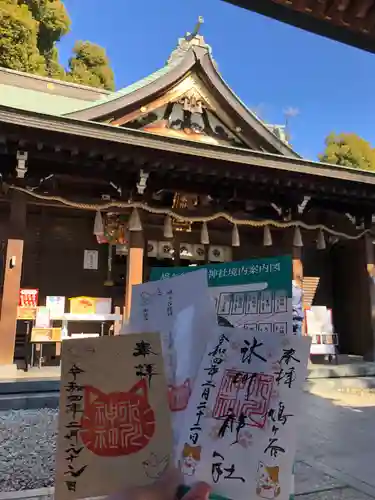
[123,269,217,448]
[176,327,311,500]
[55,334,173,500]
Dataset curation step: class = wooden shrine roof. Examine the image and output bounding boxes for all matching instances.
[0,67,110,115]
[225,0,375,54]
[2,21,375,200]
[0,26,297,158]
[2,104,375,190]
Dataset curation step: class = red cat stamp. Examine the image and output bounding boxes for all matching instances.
[213,369,274,429]
[168,379,191,412]
[80,380,156,456]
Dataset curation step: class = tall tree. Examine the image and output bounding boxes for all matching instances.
[66,41,115,90]
[46,45,65,79]
[0,0,45,74]
[19,0,70,77]
[0,0,115,89]
[319,132,375,171]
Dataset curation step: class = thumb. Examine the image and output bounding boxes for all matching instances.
[183,483,211,500]
[154,468,181,498]
[106,468,180,500]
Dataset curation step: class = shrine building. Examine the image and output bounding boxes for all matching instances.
[0,23,375,373]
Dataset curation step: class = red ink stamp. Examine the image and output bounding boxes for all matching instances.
[212,369,274,429]
[80,379,155,456]
[168,378,191,412]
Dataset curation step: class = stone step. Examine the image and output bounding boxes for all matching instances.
[1,363,375,411]
[0,378,59,395]
[2,378,375,412]
[0,392,59,411]
[307,362,375,379]
[0,487,53,500]
[306,376,375,393]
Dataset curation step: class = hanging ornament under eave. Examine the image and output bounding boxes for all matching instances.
[200,222,210,245]
[93,210,104,236]
[231,224,240,247]
[94,211,107,244]
[263,225,273,247]
[163,215,173,239]
[128,208,143,232]
[104,244,114,287]
[316,229,326,250]
[293,226,303,247]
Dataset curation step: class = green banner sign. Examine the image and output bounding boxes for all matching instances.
[150,255,292,296]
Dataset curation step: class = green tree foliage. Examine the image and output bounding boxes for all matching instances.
[20,0,70,76]
[0,0,115,89]
[66,41,115,91]
[319,132,375,171]
[46,45,65,79]
[0,0,45,74]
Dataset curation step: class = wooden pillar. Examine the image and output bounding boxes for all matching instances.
[0,191,26,367]
[292,241,305,336]
[173,232,181,267]
[124,231,144,321]
[364,234,375,360]
[292,246,303,289]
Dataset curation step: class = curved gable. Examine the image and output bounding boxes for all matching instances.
[65,31,299,157]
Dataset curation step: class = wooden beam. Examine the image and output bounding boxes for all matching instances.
[111,87,183,127]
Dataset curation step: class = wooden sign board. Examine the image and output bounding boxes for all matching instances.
[17,306,36,320]
[30,328,62,343]
[55,333,173,500]
[31,328,53,342]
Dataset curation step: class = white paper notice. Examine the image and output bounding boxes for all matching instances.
[176,327,311,500]
[122,269,217,448]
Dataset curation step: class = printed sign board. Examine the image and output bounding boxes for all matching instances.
[35,306,51,329]
[150,256,294,334]
[19,288,39,307]
[83,250,99,270]
[46,296,66,319]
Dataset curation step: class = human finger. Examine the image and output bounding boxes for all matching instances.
[182,482,211,500]
[107,468,180,500]
[155,468,182,500]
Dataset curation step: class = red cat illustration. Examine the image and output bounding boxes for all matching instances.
[168,379,191,412]
[80,379,155,457]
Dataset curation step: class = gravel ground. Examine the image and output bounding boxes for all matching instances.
[2,395,375,499]
[0,409,58,491]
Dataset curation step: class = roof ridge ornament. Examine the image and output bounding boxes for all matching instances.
[167,16,212,66]
[185,16,204,42]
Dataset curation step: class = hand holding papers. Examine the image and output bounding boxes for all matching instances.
[54,255,310,500]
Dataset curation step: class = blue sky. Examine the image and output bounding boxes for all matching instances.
[58,0,375,160]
